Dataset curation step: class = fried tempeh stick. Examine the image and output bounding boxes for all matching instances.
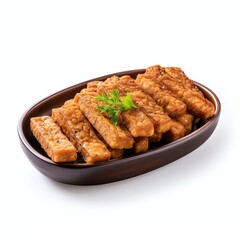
[115,75,172,135]
[52,100,111,163]
[175,113,194,135]
[59,99,124,159]
[135,74,187,118]
[94,131,124,159]
[97,76,154,138]
[145,65,215,119]
[30,116,77,163]
[73,93,125,159]
[163,120,186,143]
[88,80,150,153]
[74,90,134,150]
[145,65,194,89]
[133,137,149,153]
[91,78,188,144]
[164,67,195,89]
[149,132,163,143]
[99,76,169,143]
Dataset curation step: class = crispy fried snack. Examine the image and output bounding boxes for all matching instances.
[133,137,149,153]
[175,113,194,136]
[74,89,134,150]
[145,65,215,119]
[135,74,187,118]
[98,136,125,159]
[87,80,150,152]
[30,116,77,162]
[96,76,155,138]
[163,120,186,142]
[97,76,192,143]
[115,75,172,135]
[30,64,214,164]
[52,100,111,163]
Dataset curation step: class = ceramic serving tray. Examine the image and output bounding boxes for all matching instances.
[17,69,221,185]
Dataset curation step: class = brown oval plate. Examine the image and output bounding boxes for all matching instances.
[17,69,221,185]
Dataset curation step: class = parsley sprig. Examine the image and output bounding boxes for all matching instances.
[96,89,137,125]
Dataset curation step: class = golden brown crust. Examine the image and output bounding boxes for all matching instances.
[135,74,187,118]
[133,137,149,153]
[30,116,77,162]
[96,76,155,137]
[94,131,124,159]
[175,113,194,135]
[74,90,134,150]
[116,75,172,135]
[144,65,215,119]
[52,100,111,163]
[30,64,214,163]
[163,120,186,142]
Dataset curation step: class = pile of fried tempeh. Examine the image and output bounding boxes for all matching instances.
[30,65,215,163]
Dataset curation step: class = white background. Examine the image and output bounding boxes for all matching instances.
[0,0,239,239]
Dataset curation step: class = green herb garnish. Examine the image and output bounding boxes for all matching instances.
[97,89,137,125]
